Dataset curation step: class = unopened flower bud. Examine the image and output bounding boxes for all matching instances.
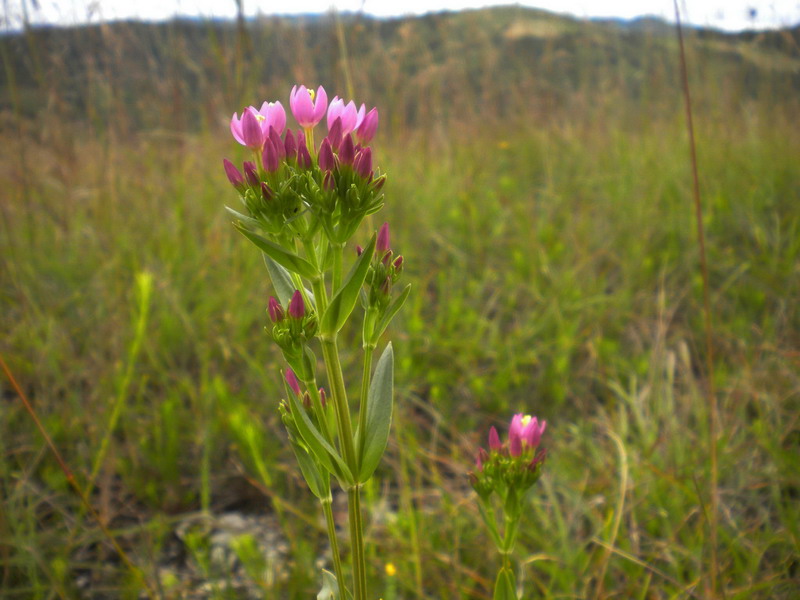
[323,170,335,192]
[303,391,312,410]
[339,134,355,166]
[318,138,335,172]
[327,117,343,152]
[223,158,245,190]
[393,255,404,270]
[379,276,391,296]
[269,127,286,161]
[356,107,378,144]
[288,290,305,319]
[297,131,312,169]
[476,447,489,471]
[377,222,390,255]
[261,182,274,201]
[319,387,327,409]
[355,245,364,256]
[285,368,301,396]
[353,147,373,179]
[268,296,284,322]
[371,174,386,193]
[243,161,259,186]
[284,129,297,162]
[488,426,501,451]
[262,139,280,173]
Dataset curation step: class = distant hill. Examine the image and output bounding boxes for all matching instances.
[1,6,798,134]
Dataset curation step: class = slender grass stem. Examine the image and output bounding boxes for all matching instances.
[349,485,368,600]
[673,4,719,596]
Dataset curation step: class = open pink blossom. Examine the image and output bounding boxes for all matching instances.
[508,414,546,456]
[327,97,365,136]
[290,85,328,128]
[355,107,379,144]
[230,102,287,149]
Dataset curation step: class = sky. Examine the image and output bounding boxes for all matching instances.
[3,0,800,32]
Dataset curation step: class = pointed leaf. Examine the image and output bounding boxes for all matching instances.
[493,567,518,600]
[371,283,411,344]
[288,390,354,485]
[358,343,393,482]
[321,235,376,336]
[225,205,261,229]
[234,222,317,280]
[263,254,296,306]
[287,434,329,499]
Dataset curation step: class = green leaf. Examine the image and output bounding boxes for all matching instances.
[321,235,376,336]
[371,283,411,344]
[263,254,296,306]
[225,206,261,229]
[287,390,354,486]
[233,222,317,280]
[358,343,394,482]
[317,569,352,600]
[493,567,518,600]
[287,435,329,500]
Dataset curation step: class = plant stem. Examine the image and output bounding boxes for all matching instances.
[348,485,368,600]
[332,242,344,292]
[322,495,347,600]
[356,344,374,460]
[319,335,358,475]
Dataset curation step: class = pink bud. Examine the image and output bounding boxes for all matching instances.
[509,434,522,457]
[355,245,364,256]
[288,290,305,319]
[323,170,335,192]
[356,107,378,144]
[327,117,343,152]
[261,182,274,200]
[284,129,297,162]
[223,158,245,190]
[268,297,284,322]
[318,138,335,172]
[269,127,286,161]
[319,387,327,409]
[353,147,373,179]
[243,161,259,186]
[339,134,355,166]
[377,222,390,255]
[488,426,501,451]
[285,369,301,396]
[241,108,265,150]
[297,131,312,169]
[393,255,404,270]
[303,391,312,410]
[262,139,280,173]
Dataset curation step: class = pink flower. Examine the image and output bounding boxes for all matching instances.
[327,97,365,136]
[297,131,312,169]
[488,426,501,451]
[318,138,335,172]
[508,414,547,454]
[353,147,372,180]
[339,134,355,166]
[230,102,286,149]
[268,297,284,322]
[290,85,328,128]
[377,222,390,255]
[356,107,379,144]
[222,159,245,190]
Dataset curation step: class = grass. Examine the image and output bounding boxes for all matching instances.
[1,8,799,599]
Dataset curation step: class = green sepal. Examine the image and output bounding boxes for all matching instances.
[357,343,394,482]
[370,283,411,344]
[493,567,518,600]
[233,222,318,280]
[287,434,329,500]
[287,388,354,486]
[321,234,376,336]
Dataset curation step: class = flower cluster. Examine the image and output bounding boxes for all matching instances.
[223,85,384,245]
[267,290,318,381]
[470,414,547,502]
[362,222,404,311]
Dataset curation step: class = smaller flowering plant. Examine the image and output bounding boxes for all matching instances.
[469,414,547,600]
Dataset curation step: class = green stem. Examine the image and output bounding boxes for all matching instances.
[320,336,358,472]
[348,485,368,600]
[332,242,344,292]
[322,496,348,600]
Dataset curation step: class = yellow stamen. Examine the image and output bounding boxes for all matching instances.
[521,415,532,426]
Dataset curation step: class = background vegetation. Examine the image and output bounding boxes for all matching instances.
[1,6,799,598]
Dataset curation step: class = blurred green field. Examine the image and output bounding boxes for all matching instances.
[1,7,799,598]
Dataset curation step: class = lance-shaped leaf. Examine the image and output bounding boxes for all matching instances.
[287,434,329,500]
[493,567,519,600]
[233,222,317,280]
[321,234,376,336]
[370,283,411,345]
[288,389,354,486]
[225,205,262,230]
[358,343,393,482]
[263,255,316,310]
